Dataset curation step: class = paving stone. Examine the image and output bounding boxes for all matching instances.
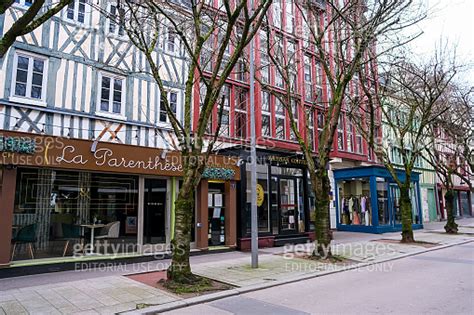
[71,310,100,315]
[0,294,15,303]
[94,302,138,315]
[27,307,62,315]
[0,301,28,314]
[57,305,81,314]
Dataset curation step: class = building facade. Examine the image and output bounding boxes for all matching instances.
[0,0,240,266]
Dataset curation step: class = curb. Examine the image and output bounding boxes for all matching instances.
[122,239,473,315]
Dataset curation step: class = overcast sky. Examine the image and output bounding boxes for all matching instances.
[409,0,474,85]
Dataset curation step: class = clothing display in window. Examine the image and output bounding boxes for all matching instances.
[340,194,370,226]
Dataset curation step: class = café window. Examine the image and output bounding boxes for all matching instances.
[12,168,138,261]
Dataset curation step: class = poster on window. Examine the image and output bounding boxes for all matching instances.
[125,216,137,234]
[214,194,223,207]
[208,193,213,207]
[213,207,221,219]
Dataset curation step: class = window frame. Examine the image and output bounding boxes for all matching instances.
[234,87,248,139]
[106,3,126,38]
[275,97,286,139]
[64,0,89,25]
[13,0,33,7]
[159,90,179,124]
[10,50,49,107]
[96,72,126,120]
[261,90,272,137]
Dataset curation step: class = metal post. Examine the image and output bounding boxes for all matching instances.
[249,0,258,268]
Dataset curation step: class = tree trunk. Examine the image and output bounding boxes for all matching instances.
[310,166,332,258]
[444,189,458,234]
[399,185,415,243]
[167,163,201,283]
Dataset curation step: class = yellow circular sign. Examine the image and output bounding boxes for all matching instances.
[256,184,264,207]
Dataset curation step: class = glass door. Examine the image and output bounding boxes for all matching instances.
[143,179,167,245]
[279,177,298,234]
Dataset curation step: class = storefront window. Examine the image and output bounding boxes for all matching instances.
[271,176,279,235]
[390,183,421,225]
[246,164,270,233]
[459,191,471,217]
[337,178,372,226]
[12,168,138,261]
[377,179,390,225]
[410,184,421,224]
[307,176,316,231]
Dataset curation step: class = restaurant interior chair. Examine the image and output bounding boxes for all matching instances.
[95,221,120,241]
[61,223,83,257]
[11,223,37,260]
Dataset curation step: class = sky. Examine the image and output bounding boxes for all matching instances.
[408,0,474,85]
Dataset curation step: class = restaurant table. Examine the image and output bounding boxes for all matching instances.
[80,224,105,254]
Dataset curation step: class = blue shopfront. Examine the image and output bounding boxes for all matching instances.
[334,166,423,233]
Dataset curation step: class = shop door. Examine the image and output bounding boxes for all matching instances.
[144,179,167,244]
[208,183,225,246]
[390,184,400,226]
[427,188,437,221]
[279,177,298,234]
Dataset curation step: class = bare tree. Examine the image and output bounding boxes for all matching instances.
[353,51,458,242]
[0,0,73,58]
[424,83,473,233]
[260,0,425,255]
[113,0,271,284]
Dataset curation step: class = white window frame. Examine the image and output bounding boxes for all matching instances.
[273,1,282,29]
[285,1,295,33]
[337,115,345,151]
[304,55,312,102]
[106,3,126,38]
[218,84,231,137]
[159,90,180,124]
[10,51,49,107]
[346,118,354,152]
[290,99,299,141]
[275,97,286,139]
[234,87,247,139]
[261,90,272,137]
[260,32,270,84]
[64,0,90,25]
[307,108,315,150]
[13,0,33,7]
[317,111,324,146]
[165,25,179,54]
[96,72,126,120]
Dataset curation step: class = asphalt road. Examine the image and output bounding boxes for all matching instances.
[165,242,474,315]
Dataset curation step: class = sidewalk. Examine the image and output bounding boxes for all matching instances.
[0,218,472,315]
